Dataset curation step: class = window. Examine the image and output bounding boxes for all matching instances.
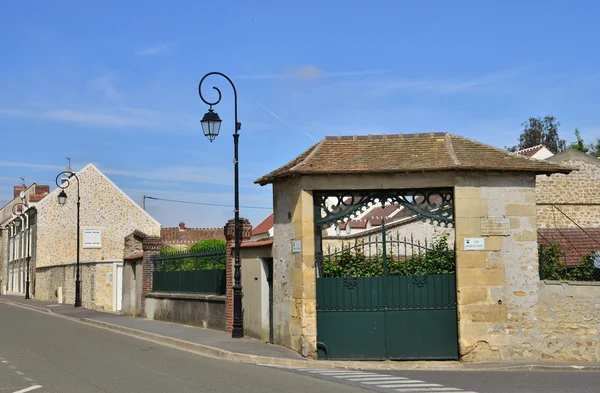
[83,229,102,249]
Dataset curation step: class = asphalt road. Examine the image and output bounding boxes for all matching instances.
[1,303,599,393]
[0,303,366,393]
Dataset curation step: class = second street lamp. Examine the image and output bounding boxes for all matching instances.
[56,170,82,308]
[198,71,244,338]
[12,202,30,299]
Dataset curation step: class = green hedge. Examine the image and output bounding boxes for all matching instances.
[323,235,455,278]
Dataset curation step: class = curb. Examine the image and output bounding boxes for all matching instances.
[0,299,54,314]
[3,299,600,372]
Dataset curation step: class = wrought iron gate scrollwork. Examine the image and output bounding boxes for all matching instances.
[313,188,454,229]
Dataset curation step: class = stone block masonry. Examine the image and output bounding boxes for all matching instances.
[532,281,600,361]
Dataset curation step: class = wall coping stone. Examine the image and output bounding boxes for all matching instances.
[146,292,226,302]
[542,279,600,287]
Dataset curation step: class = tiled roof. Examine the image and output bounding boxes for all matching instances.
[255,133,573,185]
[252,213,274,236]
[161,226,225,245]
[236,239,274,248]
[538,228,600,266]
[517,144,546,157]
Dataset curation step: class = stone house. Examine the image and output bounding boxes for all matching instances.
[26,163,160,311]
[0,184,51,295]
[252,132,600,363]
[161,222,224,249]
[535,148,600,265]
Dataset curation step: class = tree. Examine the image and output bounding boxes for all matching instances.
[514,116,566,153]
[570,129,588,154]
[570,128,600,158]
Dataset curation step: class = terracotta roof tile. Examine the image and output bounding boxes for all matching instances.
[234,239,274,248]
[255,133,573,185]
[252,213,274,236]
[538,228,600,266]
[517,144,545,157]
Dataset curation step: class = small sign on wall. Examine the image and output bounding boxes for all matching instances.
[83,229,102,249]
[464,237,485,251]
[292,240,302,253]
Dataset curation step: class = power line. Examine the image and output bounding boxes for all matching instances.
[144,195,272,210]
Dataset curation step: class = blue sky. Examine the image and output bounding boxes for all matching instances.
[1,1,599,228]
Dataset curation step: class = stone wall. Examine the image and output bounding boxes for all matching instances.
[536,155,600,228]
[34,164,161,268]
[145,293,226,330]
[454,174,539,362]
[35,261,118,310]
[533,281,600,361]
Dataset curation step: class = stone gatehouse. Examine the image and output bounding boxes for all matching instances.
[253,132,600,362]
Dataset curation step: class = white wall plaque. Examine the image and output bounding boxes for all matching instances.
[464,237,485,251]
[292,240,302,253]
[83,229,102,249]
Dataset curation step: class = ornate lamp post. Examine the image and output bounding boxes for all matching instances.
[55,170,82,308]
[12,202,30,299]
[198,72,243,338]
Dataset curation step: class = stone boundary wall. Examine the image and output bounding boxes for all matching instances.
[35,260,117,311]
[532,280,600,361]
[145,292,226,331]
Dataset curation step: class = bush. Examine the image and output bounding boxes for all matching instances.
[323,235,455,278]
[189,239,226,252]
[540,244,598,281]
[156,239,227,272]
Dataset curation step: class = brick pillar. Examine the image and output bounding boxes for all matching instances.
[141,236,162,318]
[224,218,252,331]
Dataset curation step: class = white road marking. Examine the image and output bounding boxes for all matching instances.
[394,388,461,392]
[362,378,415,384]
[15,371,24,375]
[379,383,441,388]
[260,365,479,393]
[12,386,43,393]
[348,376,408,382]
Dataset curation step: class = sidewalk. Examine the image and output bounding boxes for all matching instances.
[2,295,600,371]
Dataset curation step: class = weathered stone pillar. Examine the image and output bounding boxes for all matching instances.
[140,236,162,318]
[224,218,252,332]
[454,174,539,362]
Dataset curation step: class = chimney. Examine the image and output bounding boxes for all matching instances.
[179,222,186,230]
[36,185,50,194]
[13,186,26,199]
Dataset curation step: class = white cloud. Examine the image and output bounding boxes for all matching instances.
[0,106,197,131]
[236,65,389,81]
[135,42,172,56]
[360,67,531,97]
[0,160,246,187]
[91,75,121,99]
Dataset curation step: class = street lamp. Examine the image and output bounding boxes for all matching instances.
[55,171,82,308]
[198,72,244,338]
[12,202,30,299]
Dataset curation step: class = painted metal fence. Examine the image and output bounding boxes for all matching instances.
[151,247,226,295]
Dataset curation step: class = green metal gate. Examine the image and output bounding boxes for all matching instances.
[314,189,458,360]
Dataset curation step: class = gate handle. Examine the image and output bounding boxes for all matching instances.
[317,342,328,360]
